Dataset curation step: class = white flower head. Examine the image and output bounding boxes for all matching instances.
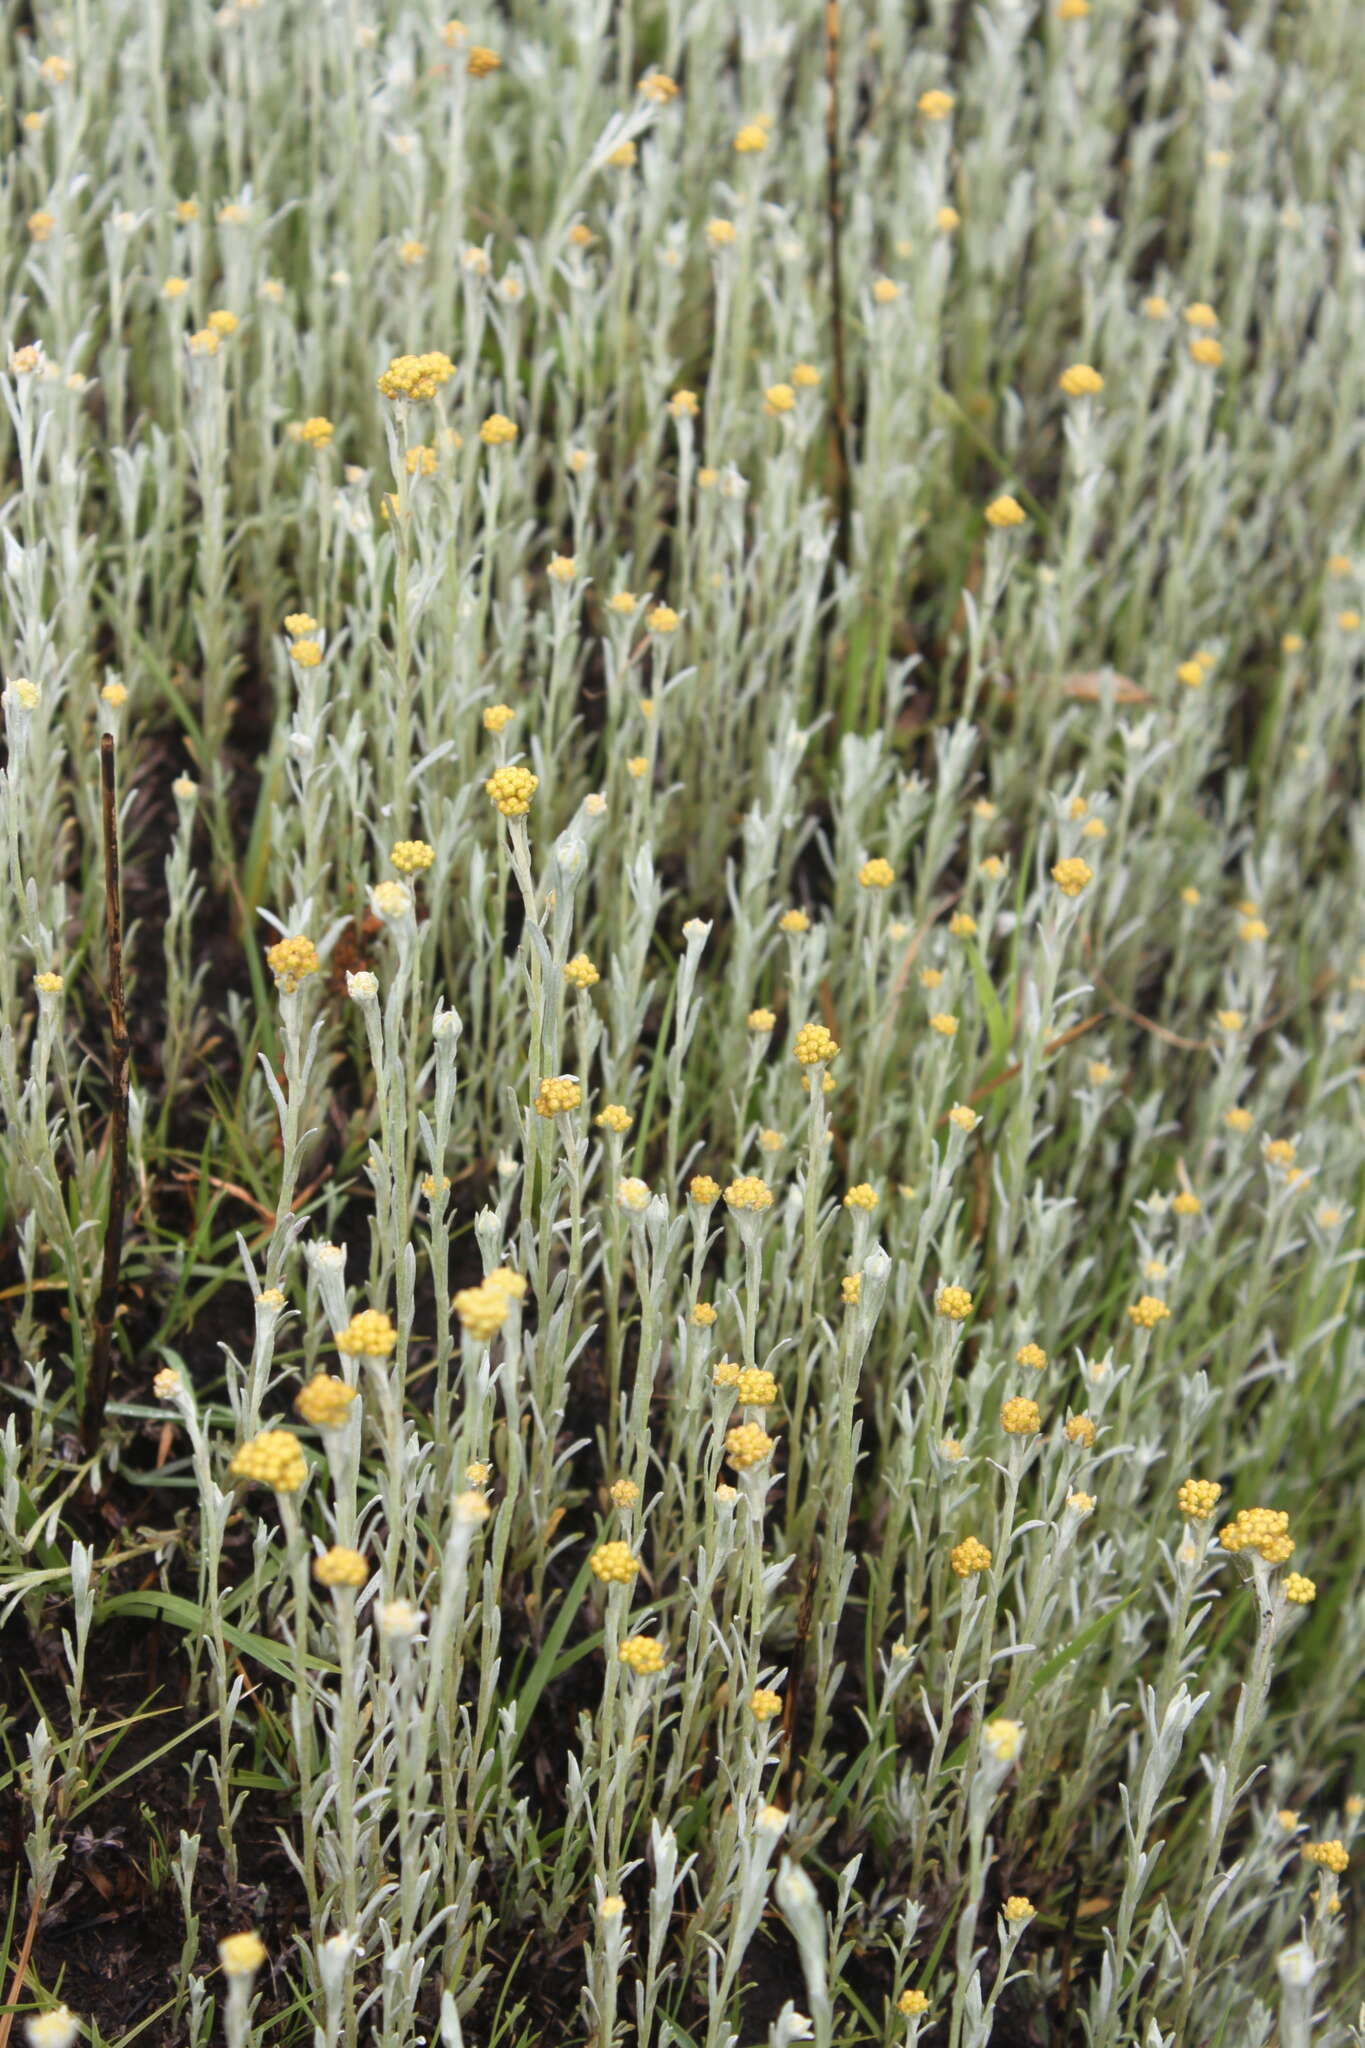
[26,2010,80,2048]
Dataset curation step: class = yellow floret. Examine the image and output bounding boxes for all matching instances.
[265,935,321,993]
[936,1284,973,1321]
[335,1309,398,1358]
[1001,1396,1042,1436]
[950,1537,992,1578]
[534,1075,582,1117]
[391,839,435,874]
[229,1429,308,1494]
[589,1541,640,1585]
[453,1282,510,1341]
[619,1634,666,1675]
[985,495,1026,528]
[295,1375,358,1429]
[1052,857,1093,897]
[484,764,538,815]
[725,1422,775,1470]
[313,1546,367,1589]
[1128,1294,1170,1330]
[377,351,456,402]
[793,1021,839,1065]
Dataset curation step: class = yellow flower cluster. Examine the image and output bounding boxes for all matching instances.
[1220,1506,1295,1564]
[454,1269,525,1340]
[265,935,321,992]
[295,1375,358,1428]
[843,1183,878,1212]
[229,1429,307,1494]
[748,1007,777,1031]
[481,413,518,445]
[1283,1573,1316,1604]
[793,1021,839,1065]
[1002,1396,1042,1437]
[749,1687,783,1722]
[936,1284,973,1321]
[858,857,895,888]
[1052,857,1093,897]
[985,495,1026,528]
[390,839,435,874]
[335,1309,397,1358]
[589,1541,640,1585]
[1059,362,1104,396]
[724,1175,774,1213]
[1178,1482,1219,1531]
[370,881,410,920]
[1003,1897,1035,1924]
[377,351,456,402]
[485,764,538,815]
[898,1989,930,2017]
[313,1546,367,1588]
[534,1075,582,1117]
[1128,1294,1170,1329]
[950,1537,992,1577]
[219,1932,268,1975]
[983,1719,1024,1762]
[1064,1415,1096,1448]
[596,1103,632,1133]
[1301,1840,1348,1873]
[564,953,599,989]
[619,1635,666,1675]
[725,1422,775,1469]
[1016,1342,1047,1370]
[735,1368,778,1407]
[484,702,516,733]
[690,1174,720,1205]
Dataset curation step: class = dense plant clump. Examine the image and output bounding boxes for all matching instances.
[2,2,1362,2046]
